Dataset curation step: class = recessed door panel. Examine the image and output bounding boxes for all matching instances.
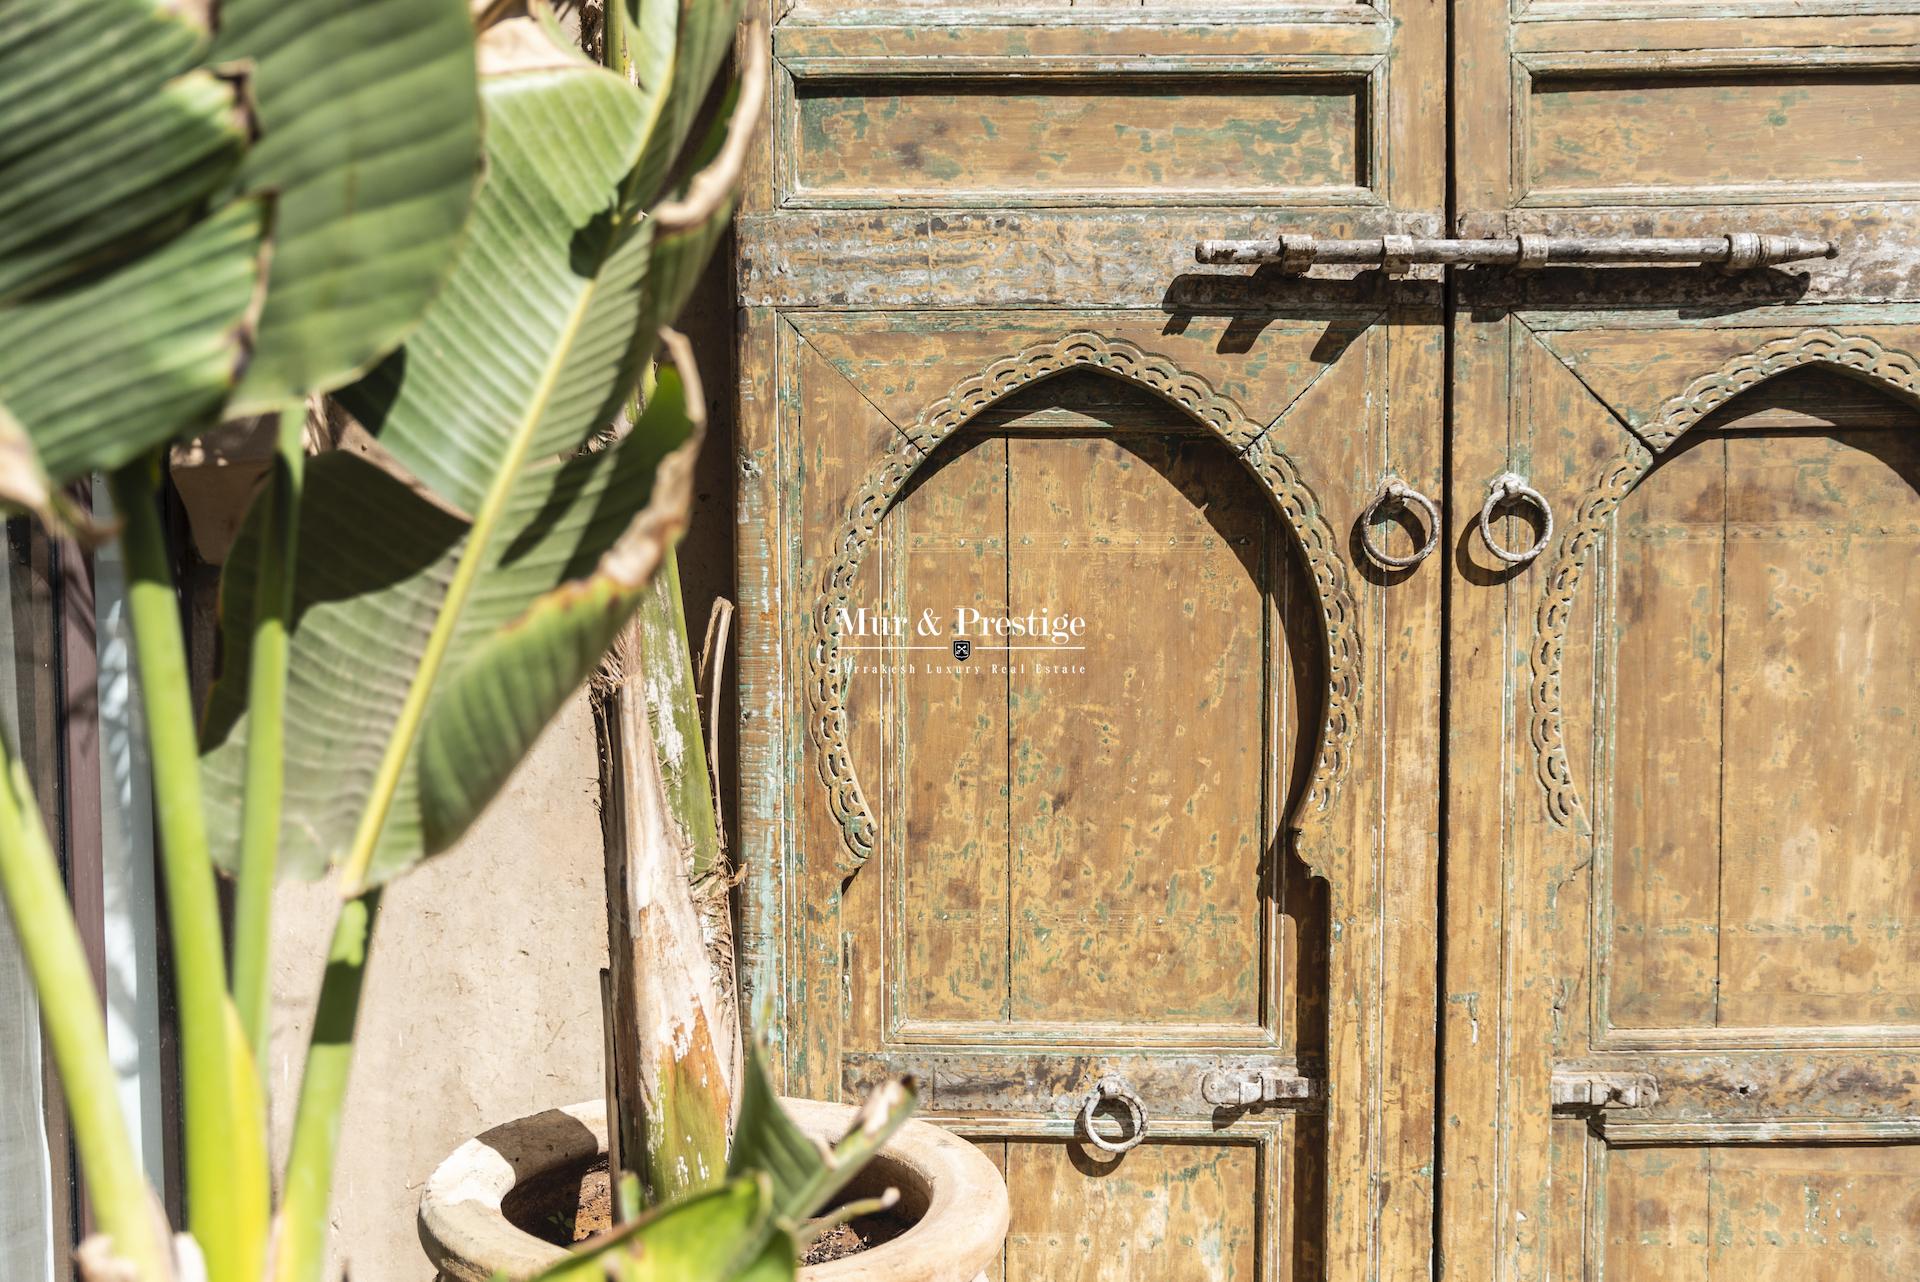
[1543,1121,1920,1281]
[997,1138,1264,1282]
[1609,415,1920,1036]
[847,368,1332,1277]
[891,414,1293,1037]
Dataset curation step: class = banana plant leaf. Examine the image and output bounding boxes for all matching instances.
[0,0,243,304]
[727,1046,918,1241]
[0,201,263,531]
[202,20,745,887]
[215,0,483,412]
[614,0,746,209]
[0,0,485,530]
[507,1176,794,1282]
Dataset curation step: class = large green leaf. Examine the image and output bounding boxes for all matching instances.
[727,1046,917,1231]
[510,1176,794,1282]
[0,0,244,303]
[617,0,746,208]
[203,11,751,886]
[337,28,658,515]
[216,0,482,411]
[0,201,263,524]
[413,368,701,852]
[202,361,698,884]
[203,28,657,882]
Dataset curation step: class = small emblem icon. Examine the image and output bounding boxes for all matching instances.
[952,638,972,662]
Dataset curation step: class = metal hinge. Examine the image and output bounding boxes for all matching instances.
[1196,233,1834,277]
[1550,1069,1659,1111]
[1200,1065,1318,1108]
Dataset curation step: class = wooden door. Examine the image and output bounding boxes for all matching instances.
[1447,1,1920,1278]
[734,3,1445,1279]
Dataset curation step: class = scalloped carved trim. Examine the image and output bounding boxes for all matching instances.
[1529,328,1920,825]
[805,331,1362,874]
[1642,328,1920,451]
[1527,442,1654,830]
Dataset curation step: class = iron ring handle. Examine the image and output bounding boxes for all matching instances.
[1479,472,1554,565]
[1078,1075,1149,1155]
[1357,477,1440,570]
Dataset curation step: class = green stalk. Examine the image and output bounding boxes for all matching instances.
[274,890,380,1282]
[634,547,721,881]
[108,458,259,1282]
[0,732,172,1280]
[232,405,305,1068]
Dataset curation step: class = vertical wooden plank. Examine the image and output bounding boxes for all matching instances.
[1716,428,1920,1029]
[790,335,908,1098]
[896,435,1011,1025]
[1371,298,1445,1282]
[739,1,776,218]
[1610,437,1726,1030]
[1004,432,1268,1030]
[735,306,787,1080]
[973,1140,1010,1282]
[1258,322,1381,1282]
[1442,306,1514,1282]
[1542,1119,1588,1282]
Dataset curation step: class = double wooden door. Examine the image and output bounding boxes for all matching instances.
[733,1,1920,1278]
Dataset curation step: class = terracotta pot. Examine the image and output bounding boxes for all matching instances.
[419,1098,1009,1282]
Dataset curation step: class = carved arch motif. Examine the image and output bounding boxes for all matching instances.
[805,331,1362,874]
[1528,329,1920,826]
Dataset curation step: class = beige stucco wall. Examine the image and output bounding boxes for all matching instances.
[267,692,609,1282]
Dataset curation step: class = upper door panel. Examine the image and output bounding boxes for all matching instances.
[739,2,1446,312]
[1455,0,1920,298]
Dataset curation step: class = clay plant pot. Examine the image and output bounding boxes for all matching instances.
[419,1097,1009,1282]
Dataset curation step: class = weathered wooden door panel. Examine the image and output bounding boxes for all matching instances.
[747,302,1441,1280]
[1448,0,1920,1272]
[888,417,1288,1038]
[1451,117,1920,1282]
[742,1,1440,1278]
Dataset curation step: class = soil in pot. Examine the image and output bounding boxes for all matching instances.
[500,1155,914,1264]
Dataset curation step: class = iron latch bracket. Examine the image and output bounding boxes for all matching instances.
[1201,1065,1318,1108]
[1550,1069,1660,1112]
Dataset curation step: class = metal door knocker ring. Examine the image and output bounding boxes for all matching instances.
[1358,476,1440,570]
[1079,1075,1149,1155]
[1478,472,1554,565]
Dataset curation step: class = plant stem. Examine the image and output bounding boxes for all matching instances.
[597,627,732,1211]
[0,731,172,1280]
[232,405,305,1069]
[108,458,251,1282]
[274,890,380,1282]
[634,548,722,882]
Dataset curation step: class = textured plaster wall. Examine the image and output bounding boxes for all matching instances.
[266,693,609,1282]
